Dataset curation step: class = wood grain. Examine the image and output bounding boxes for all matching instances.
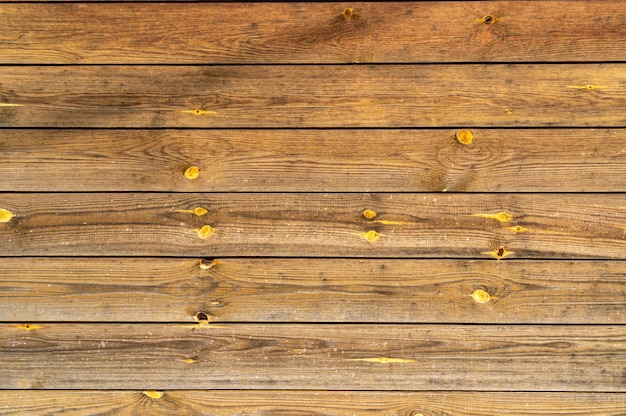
[1,324,624,391]
[2,129,626,192]
[1,2,625,63]
[1,258,625,324]
[1,193,626,258]
[0,65,624,128]
[1,390,626,415]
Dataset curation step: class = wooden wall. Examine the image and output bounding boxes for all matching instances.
[1,1,625,414]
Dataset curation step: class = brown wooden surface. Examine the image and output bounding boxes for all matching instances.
[2,128,626,192]
[1,258,625,324]
[1,2,625,63]
[1,193,626,258]
[0,65,624,128]
[2,390,626,416]
[2,323,625,391]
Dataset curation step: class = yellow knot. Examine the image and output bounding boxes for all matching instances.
[472,289,491,304]
[199,259,219,269]
[359,230,380,243]
[455,129,474,145]
[16,324,43,330]
[142,391,164,399]
[483,247,513,260]
[195,225,215,239]
[362,209,377,219]
[0,209,14,223]
[475,15,499,25]
[184,166,200,180]
[507,225,528,233]
[473,211,513,223]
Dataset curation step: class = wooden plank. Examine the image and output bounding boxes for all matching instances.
[2,128,626,192]
[1,323,624,390]
[1,193,626,258]
[1,2,625,63]
[0,65,624,128]
[1,391,626,416]
[1,258,625,324]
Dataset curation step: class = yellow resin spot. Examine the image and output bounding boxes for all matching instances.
[199,258,219,269]
[355,357,415,364]
[362,209,377,219]
[179,109,217,115]
[0,209,14,222]
[16,324,43,330]
[0,103,22,107]
[195,225,215,239]
[177,207,208,216]
[359,230,380,243]
[182,358,197,364]
[184,166,200,180]
[142,391,164,399]
[567,85,607,90]
[473,211,513,223]
[456,129,474,145]
[483,248,513,260]
[475,15,499,25]
[472,289,491,304]
[507,225,528,233]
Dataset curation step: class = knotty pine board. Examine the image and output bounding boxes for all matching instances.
[1,193,626,258]
[2,129,625,192]
[1,391,625,415]
[0,65,624,128]
[1,258,625,324]
[0,2,624,63]
[1,324,624,391]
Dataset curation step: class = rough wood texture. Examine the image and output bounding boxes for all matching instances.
[2,391,626,416]
[1,258,625,324]
[0,65,624,128]
[2,129,625,192]
[1,2,625,63]
[1,324,624,391]
[1,193,625,258]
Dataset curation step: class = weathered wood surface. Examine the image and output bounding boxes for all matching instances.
[1,193,625,258]
[2,128,625,192]
[1,258,625,324]
[1,324,624,391]
[1,2,625,63]
[2,391,626,416]
[0,65,624,128]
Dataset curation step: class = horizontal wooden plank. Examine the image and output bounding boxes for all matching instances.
[0,65,624,128]
[1,258,625,324]
[2,129,626,192]
[2,391,626,416]
[1,193,626,258]
[1,324,624,390]
[1,2,625,63]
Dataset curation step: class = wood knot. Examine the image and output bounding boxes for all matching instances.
[455,129,474,145]
[476,15,499,25]
[0,208,14,223]
[472,289,491,304]
[342,7,356,18]
[195,225,215,239]
[362,209,377,219]
[184,166,200,180]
